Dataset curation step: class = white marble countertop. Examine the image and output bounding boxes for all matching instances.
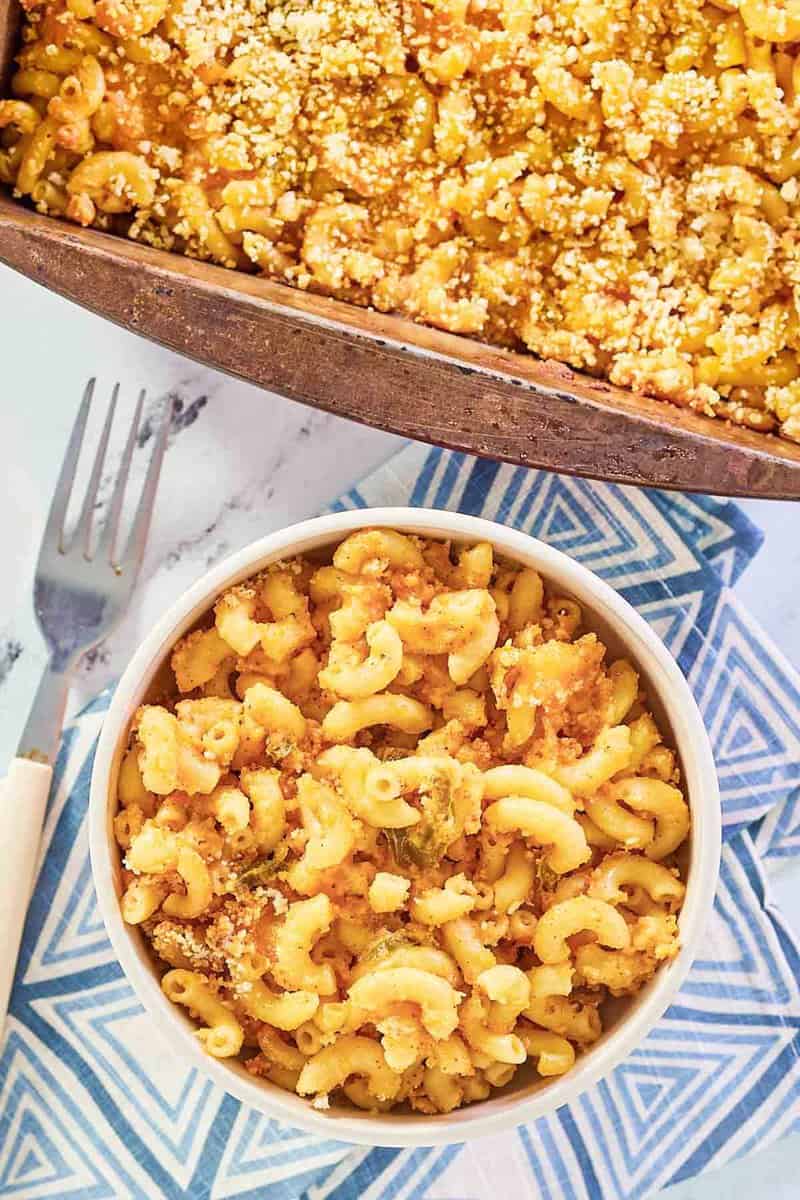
[2,260,799,1197]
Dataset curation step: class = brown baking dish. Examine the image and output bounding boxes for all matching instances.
[3,0,800,498]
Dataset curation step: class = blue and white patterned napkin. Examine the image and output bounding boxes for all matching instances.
[2,444,799,1200]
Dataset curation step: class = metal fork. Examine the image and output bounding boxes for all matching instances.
[0,381,172,1026]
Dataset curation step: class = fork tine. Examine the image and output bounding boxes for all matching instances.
[40,378,94,555]
[73,382,118,559]
[116,395,173,571]
[96,387,144,563]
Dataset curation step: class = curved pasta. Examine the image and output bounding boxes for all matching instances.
[534,895,631,963]
[507,568,544,632]
[460,994,526,1064]
[205,783,249,833]
[606,660,639,725]
[274,894,336,995]
[243,682,307,743]
[614,779,691,860]
[0,98,40,135]
[448,606,500,685]
[316,745,420,828]
[508,908,538,943]
[176,698,242,765]
[483,796,590,873]
[518,1025,576,1076]
[297,1036,401,1101]
[171,627,233,693]
[492,841,535,915]
[423,1065,463,1112]
[476,963,531,1028]
[333,529,423,574]
[430,1032,473,1076]
[67,150,155,211]
[48,54,105,123]
[216,581,314,663]
[284,776,356,893]
[585,787,655,850]
[442,687,487,729]
[237,980,319,1030]
[319,620,403,699]
[310,567,390,643]
[114,800,144,846]
[257,1025,307,1070]
[135,706,223,797]
[172,180,244,267]
[574,944,654,994]
[377,1012,430,1071]
[239,767,286,850]
[552,726,633,795]
[15,115,57,195]
[162,970,244,1058]
[577,811,618,851]
[483,765,575,815]
[527,961,574,999]
[126,820,180,874]
[627,712,662,771]
[120,878,167,924]
[524,995,602,1044]
[348,966,463,1040]
[589,852,686,906]
[441,917,496,983]
[351,941,462,987]
[342,1077,397,1111]
[163,847,212,918]
[365,754,483,837]
[387,589,499,683]
[448,542,494,589]
[302,203,381,286]
[321,693,433,741]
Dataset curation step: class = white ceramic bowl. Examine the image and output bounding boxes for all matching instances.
[89,507,721,1147]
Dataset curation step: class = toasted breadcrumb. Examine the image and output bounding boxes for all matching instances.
[6,0,800,434]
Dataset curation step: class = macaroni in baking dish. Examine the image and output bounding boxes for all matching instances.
[3,0,800,440]
[113,529,690,1115]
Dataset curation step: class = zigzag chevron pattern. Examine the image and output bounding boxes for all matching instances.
[39,982,219,1184]
[686,599,800,829]
[644,492,763,588]
[1,446,798,1200]
[753,787,800,865]
[213,1111,348,1199]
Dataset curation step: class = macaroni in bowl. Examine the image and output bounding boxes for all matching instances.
[114,529,690,1115]
[3,0,800,440]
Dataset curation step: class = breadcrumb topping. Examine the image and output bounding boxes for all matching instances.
[7,0,800,436]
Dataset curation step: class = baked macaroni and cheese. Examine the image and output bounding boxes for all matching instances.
[2,0,800,441]
[113,529,690,1115]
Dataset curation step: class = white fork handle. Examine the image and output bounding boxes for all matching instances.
[0,758,52,1030]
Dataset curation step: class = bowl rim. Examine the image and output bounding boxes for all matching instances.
[88,506,721,1148]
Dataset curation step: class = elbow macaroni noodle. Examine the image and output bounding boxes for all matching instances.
[114,529,690,1114]
[5,0,800,439]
